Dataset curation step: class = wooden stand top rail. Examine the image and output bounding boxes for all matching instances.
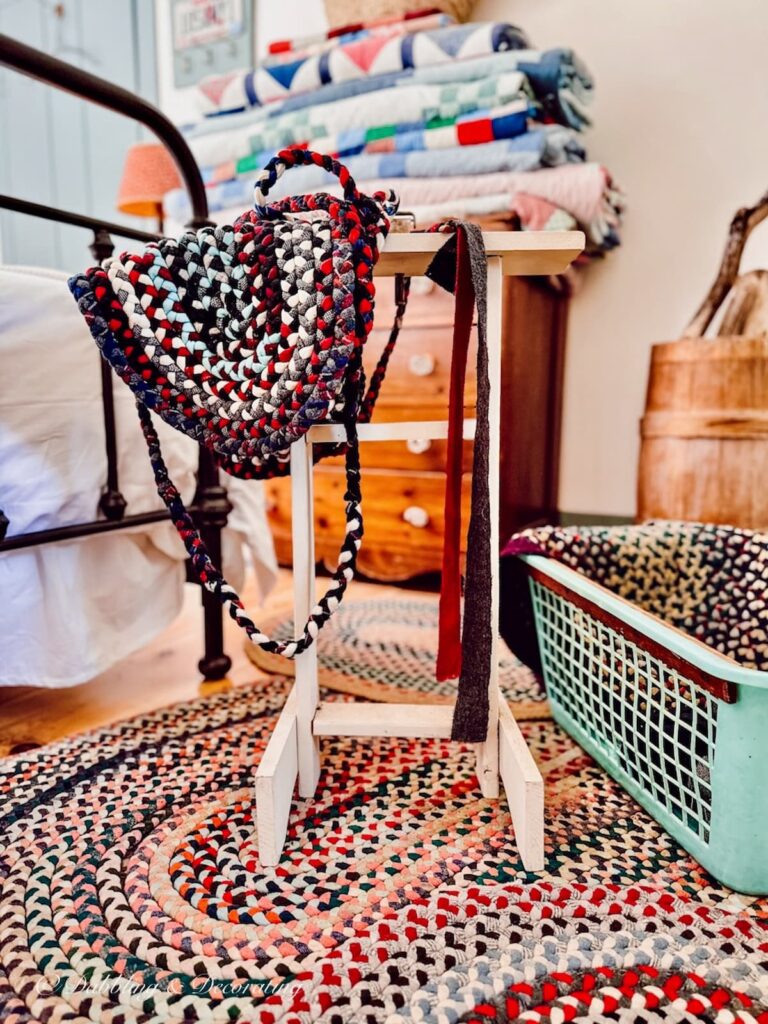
[308,418,477,444]
[376,229,585,277]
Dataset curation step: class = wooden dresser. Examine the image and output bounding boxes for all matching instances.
[264,269,570,581]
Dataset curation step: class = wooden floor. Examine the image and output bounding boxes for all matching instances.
[0,570,401,757]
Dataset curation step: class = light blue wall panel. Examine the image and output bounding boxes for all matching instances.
[0,0,158,272]
[0,0,58,267]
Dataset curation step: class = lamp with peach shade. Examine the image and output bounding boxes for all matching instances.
[116,141,182,233]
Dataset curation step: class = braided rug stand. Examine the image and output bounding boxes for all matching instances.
[256,228,584,867]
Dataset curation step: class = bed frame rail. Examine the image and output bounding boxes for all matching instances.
[0,32,232,680]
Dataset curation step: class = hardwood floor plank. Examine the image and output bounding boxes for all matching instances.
[0,571,421,756]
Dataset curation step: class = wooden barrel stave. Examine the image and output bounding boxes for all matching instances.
[637,336,768,527]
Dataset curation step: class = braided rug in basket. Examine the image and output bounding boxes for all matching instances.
[69,148,494,742]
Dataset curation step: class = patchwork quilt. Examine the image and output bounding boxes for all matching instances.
[189,72,532,169]
[197,21,529,115]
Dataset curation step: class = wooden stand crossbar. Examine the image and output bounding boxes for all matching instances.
[254,229,584,871]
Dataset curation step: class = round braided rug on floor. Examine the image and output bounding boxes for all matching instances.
[1,597,765,1024]
[243,596,547,713]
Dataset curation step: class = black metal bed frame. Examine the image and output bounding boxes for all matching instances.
[0,33,233,680]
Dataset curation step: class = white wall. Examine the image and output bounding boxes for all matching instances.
[475,0,768,514]
[255,0,768,515]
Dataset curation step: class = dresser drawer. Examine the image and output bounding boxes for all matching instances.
[261,269,570,585]
[362,324,477,418]
[265,468,471,581]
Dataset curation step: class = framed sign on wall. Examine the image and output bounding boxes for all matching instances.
[155,0,256,124]
[170,0,254,88]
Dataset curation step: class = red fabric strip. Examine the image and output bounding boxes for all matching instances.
[457,117,493,146]
[436,229,475,681]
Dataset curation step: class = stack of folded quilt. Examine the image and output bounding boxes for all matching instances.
[167,11,623,254]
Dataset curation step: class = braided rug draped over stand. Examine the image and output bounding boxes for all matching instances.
[257,229,584,868]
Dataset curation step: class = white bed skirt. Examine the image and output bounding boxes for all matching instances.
[0,264,278,687]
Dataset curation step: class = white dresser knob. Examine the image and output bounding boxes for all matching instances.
[408,353,435,377]
[403,505,430,529]
[406,438,432,455]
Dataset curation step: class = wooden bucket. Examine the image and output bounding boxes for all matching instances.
[637,193,768,528]
[638,335,768,526]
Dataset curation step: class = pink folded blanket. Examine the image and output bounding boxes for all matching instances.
[354,163,623,245]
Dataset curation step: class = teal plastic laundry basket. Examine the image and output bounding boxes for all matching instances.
[520,554,768,894]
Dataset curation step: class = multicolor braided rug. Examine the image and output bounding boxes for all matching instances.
[1,596,765,1023]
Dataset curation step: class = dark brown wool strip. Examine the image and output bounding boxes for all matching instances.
[427,223,493,742]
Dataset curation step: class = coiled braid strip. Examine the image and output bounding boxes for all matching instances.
[69,149,405,657]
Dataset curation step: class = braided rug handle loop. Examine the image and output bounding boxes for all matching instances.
[254,147,361,210]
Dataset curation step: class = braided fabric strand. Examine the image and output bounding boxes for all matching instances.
[137,402,363,657]
[69,148,400,656]
[360,274,410,423]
